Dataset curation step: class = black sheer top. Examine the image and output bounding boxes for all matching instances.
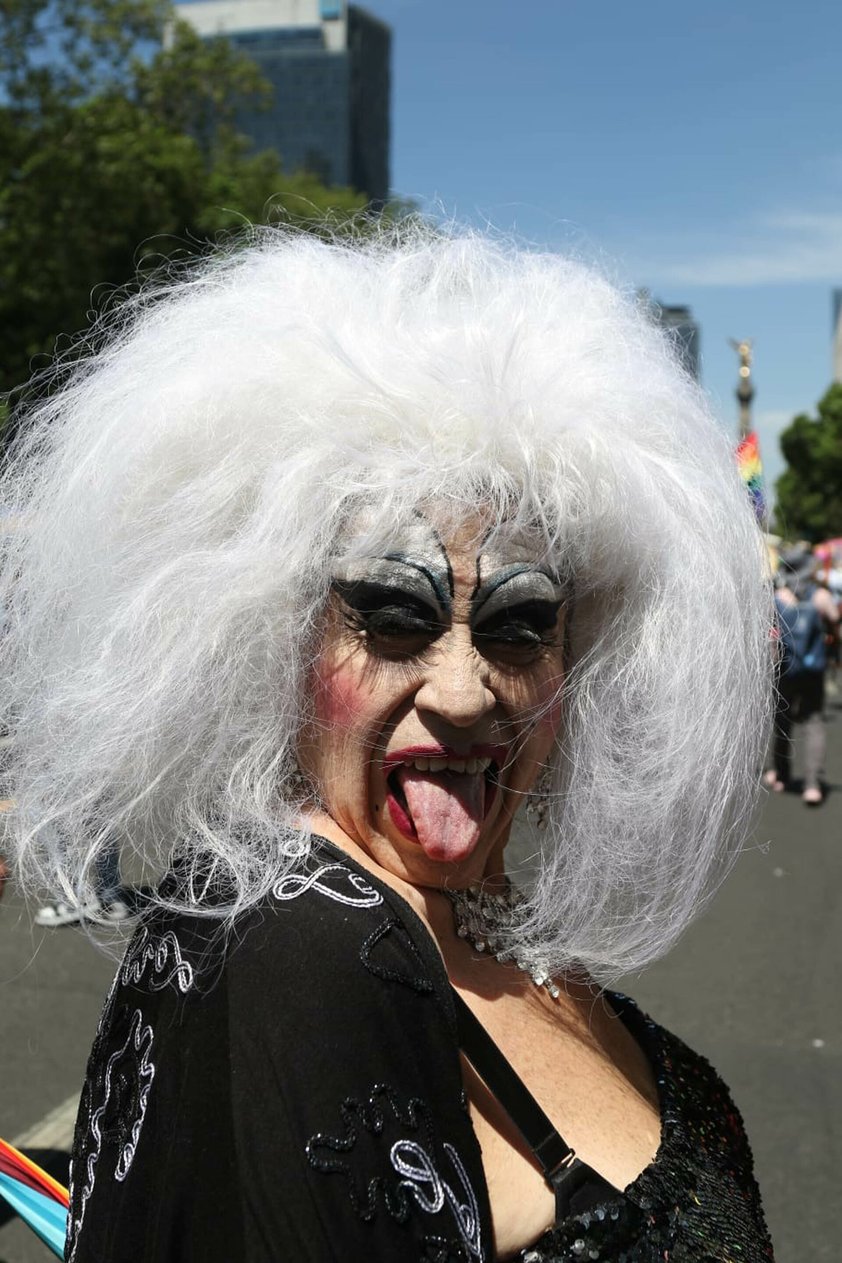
[67,837,774,1262]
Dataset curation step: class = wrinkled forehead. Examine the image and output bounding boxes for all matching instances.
[331,508,564,600]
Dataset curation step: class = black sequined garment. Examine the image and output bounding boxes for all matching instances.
[67,837,774,1263]
[519,996,775,1263]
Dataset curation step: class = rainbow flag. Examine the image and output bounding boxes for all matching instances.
[0,1138,69,1258]
[736,430,766,522]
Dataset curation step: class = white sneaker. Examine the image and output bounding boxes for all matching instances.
[34,899,89,927]
[34,895,132,927]
[99,897,131,922]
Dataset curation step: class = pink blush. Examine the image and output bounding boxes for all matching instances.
[311,664,368,728]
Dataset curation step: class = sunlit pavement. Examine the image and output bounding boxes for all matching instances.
[1,698,841,1262]
[621,694,842,1263]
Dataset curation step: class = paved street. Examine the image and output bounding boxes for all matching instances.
[1,698,840,1261]
[626,698,842,1263]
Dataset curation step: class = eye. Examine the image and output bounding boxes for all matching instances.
[333,580,444,652]
[473,600,561,653]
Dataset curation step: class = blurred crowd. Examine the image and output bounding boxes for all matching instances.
[765,538,841,806]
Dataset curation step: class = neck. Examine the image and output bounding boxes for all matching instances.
[304,808,510,925]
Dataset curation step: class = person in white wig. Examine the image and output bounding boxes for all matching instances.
[1,227,776,1262]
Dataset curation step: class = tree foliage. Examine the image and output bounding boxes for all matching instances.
[775,384,842,542]
[0,0,369,397]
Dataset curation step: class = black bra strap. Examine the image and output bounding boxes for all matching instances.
[451,989,611,1220]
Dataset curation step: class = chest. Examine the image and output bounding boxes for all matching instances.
[455,990,661,1260]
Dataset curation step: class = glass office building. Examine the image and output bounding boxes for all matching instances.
[654,303,701,382]
[638,291,701,381]
[176,0,391,204]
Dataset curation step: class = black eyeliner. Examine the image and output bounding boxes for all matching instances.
[472,598,563,645]
[331,578,444,641]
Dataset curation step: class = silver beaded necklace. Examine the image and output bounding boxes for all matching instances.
[445,882,561,999]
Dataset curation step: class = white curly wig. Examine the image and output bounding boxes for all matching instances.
[0,223,773,981]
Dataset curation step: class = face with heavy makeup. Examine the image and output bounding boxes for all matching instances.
[298,514,567,889]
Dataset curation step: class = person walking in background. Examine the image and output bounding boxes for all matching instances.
[816,550,842,696]
[766,547,840,805]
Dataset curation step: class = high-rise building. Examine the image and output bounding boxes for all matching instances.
[175,0,391,204]
[832,288,842,384]
[652,303,701,381]
[637,292,701,381]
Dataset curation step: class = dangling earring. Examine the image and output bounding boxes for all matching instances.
[526,767,553,830]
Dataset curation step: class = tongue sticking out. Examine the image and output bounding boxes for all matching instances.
[396,767,487,863]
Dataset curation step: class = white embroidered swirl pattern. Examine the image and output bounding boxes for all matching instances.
[67,928,194,1259]
[67,1009,155,1259]
[390,1139,483,1258]
[121,926,195,993]
[273,862,383,908]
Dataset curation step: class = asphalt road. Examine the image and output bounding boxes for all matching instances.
[1,698,840,1262]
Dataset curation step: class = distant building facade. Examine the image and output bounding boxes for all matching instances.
[833,288,842,384]
[175,0,391,204]
[636,290,700,380]
[654,301,700,381]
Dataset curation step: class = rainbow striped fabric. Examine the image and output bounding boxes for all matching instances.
[736,430,766,521]
[0,1137,69,1258]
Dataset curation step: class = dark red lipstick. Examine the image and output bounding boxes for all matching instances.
[382,743,508,772]
[382,743,507,850]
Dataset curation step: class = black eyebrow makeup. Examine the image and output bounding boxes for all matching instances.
[468,527,566,648]
[332,555,450,615]
[471,565,564,633]
[332,513,454,617]
[381,553,451,612]
[472,525,565,620]
[421,518,455,601]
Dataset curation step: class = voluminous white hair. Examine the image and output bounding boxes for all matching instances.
[1,224,772,981]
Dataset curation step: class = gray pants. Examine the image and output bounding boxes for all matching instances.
[771,670,826,791]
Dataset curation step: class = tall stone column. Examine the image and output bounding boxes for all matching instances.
[728,337,754,439]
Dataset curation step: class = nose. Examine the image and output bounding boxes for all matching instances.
[413,630,497,729]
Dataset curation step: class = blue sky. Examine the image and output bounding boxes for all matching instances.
[366,0,842,496]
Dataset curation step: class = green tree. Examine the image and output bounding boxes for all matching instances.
[775,383,842,541]
[0,0,369,400]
